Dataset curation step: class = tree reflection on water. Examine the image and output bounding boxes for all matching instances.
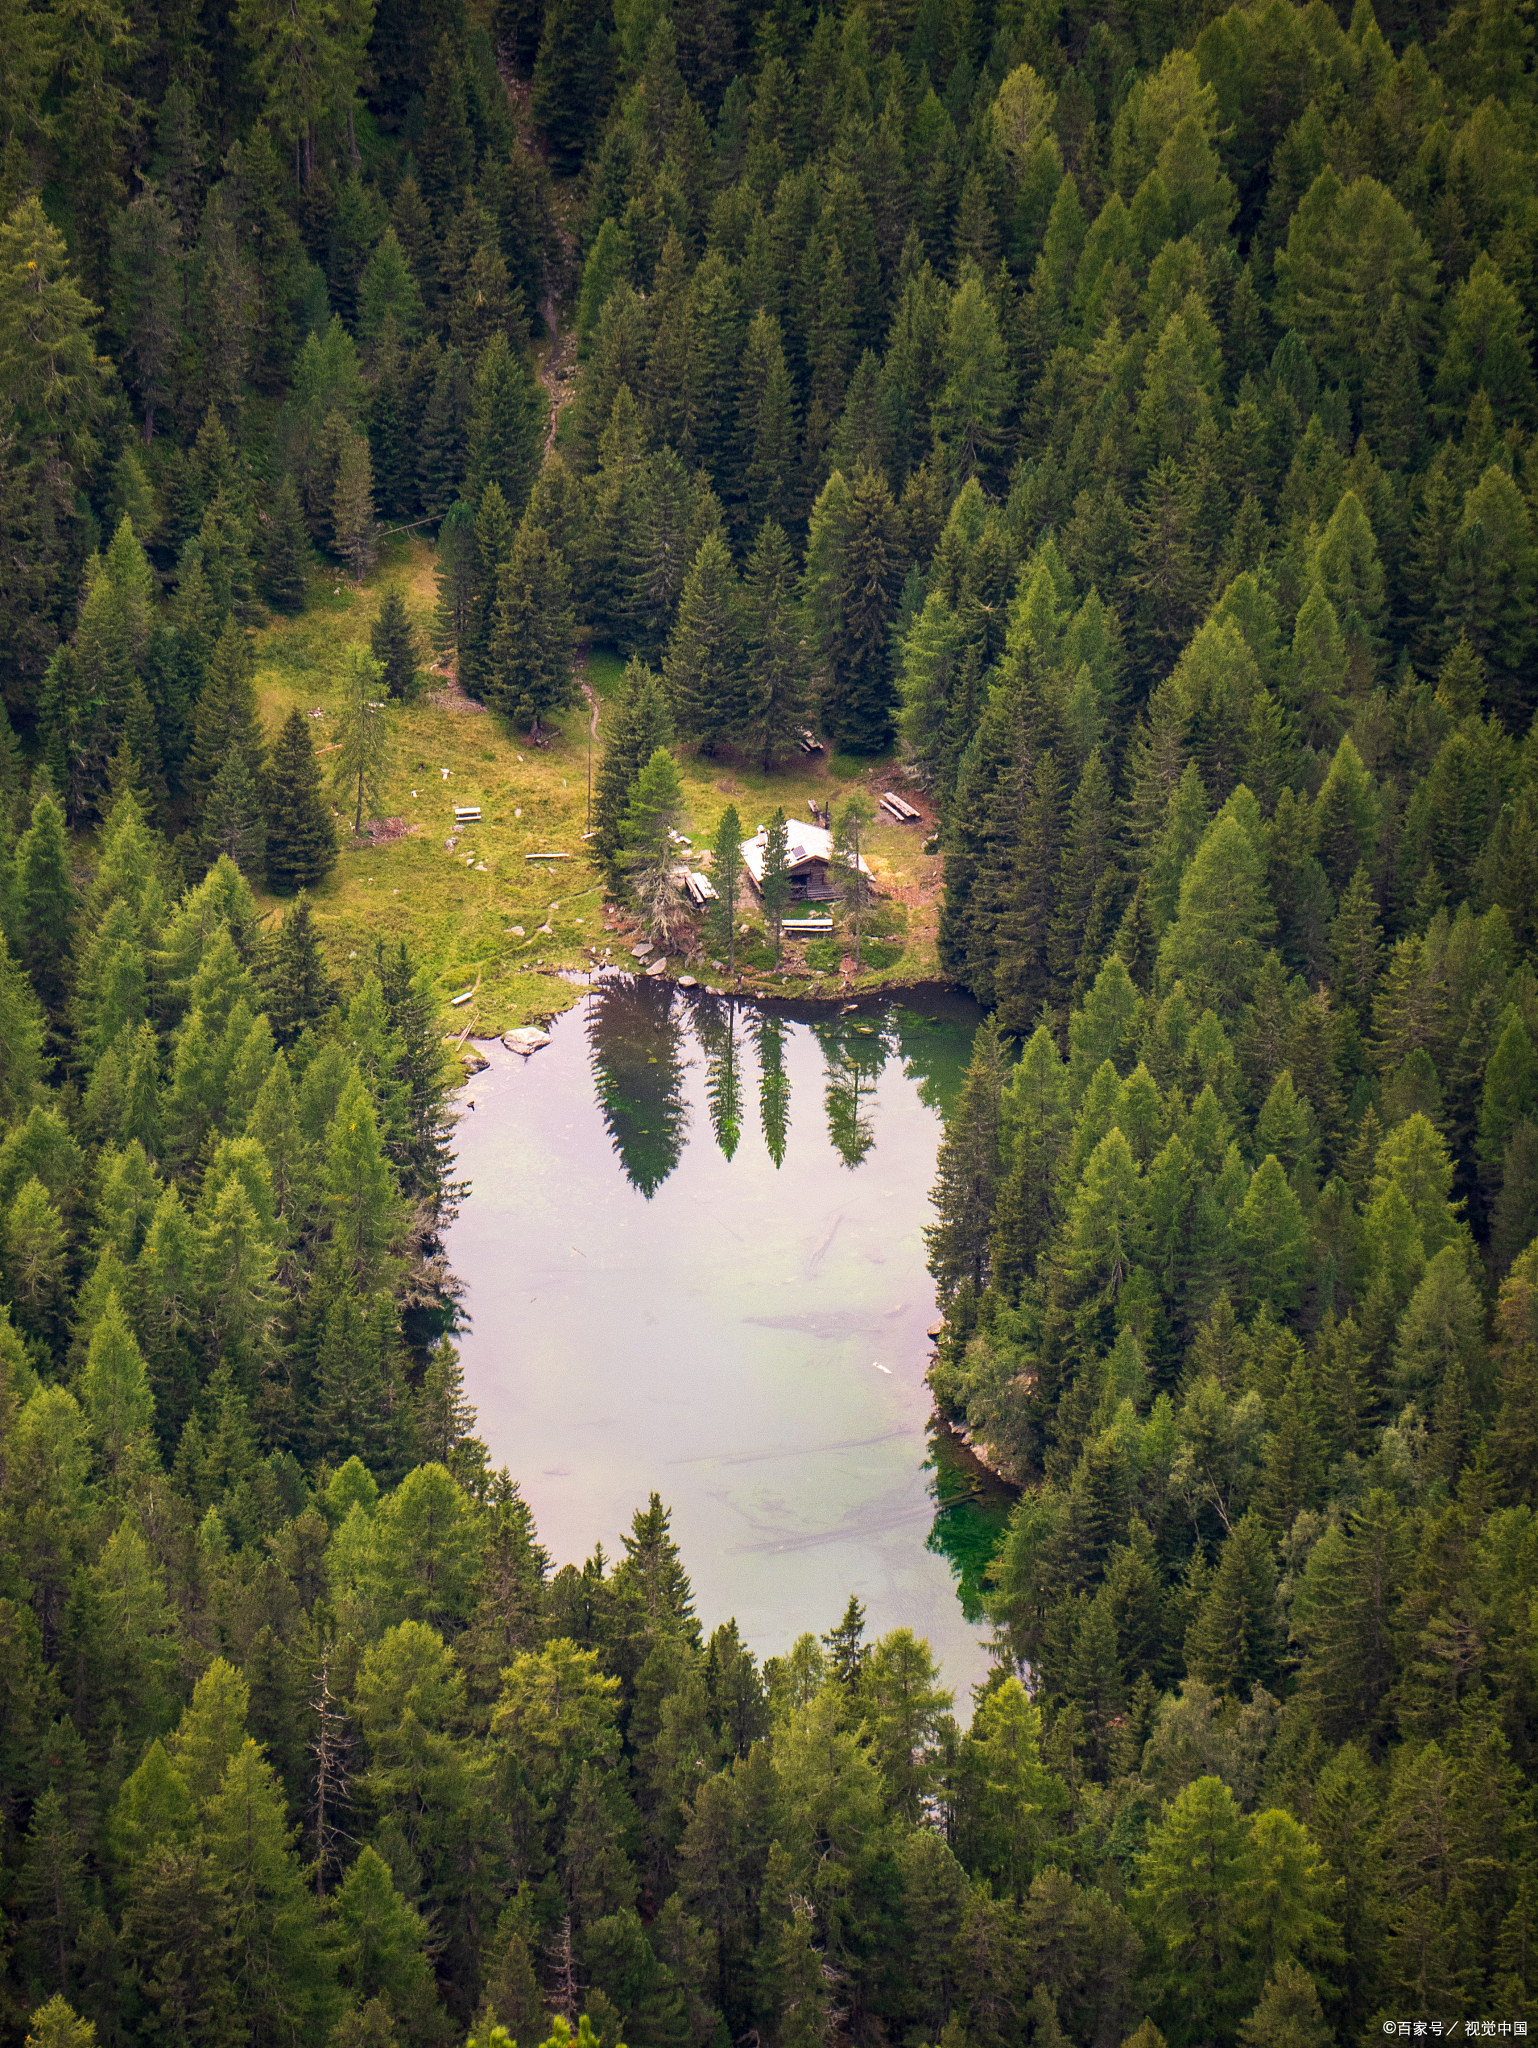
[585,976,691,1197]
[582,980,980,1193]
[814,1012,890,1170]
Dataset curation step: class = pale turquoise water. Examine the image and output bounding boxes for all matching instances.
[446,977,1001,1694]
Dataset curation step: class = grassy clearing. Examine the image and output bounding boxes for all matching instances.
[250,540,948,1045]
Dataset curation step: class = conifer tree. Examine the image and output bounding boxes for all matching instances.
[15,783,78,1016]
[331,647,393,838]
[266,710,338,893]
[186,618,266,818]
[760,809,791,966]
[82,1291,155,1484]
[834,790,876,969]
[200,749,267,878]
[1047,750,1119,1007]
[531,0,607,173]
[990,1025,1072,1305]
[926,1016,1005,1309]
[264,894,333,1046]
[332,429,377,584]
[706,806,742,975]
[369,585,421,700]
[1288,583,1349,751]
[367,338,415,521]
[0,932,47,1120]
[0,193,108,529]
[626,446,699,660]
[358,228,425,350]
[460,483,516,700]
[33,648,89,823]
[663,530,744,753]
[465,329,546,519]
[621,747,687,946]
[934,264,1013,485]
[204,1741,340,2039]
[17,1788,89,1997]
[737,311,799,537]
[739,520,810,771]
[418,346,472,517]
[1185,1510,1283,1694]
[432,500,478,659]
[334,1845,434,2016]
[308,1281,398,1468]
[827,466,904,753]
[260,474,312,611]
[1158,813,1275,1018]
[487,520,575,737]
[592,661,675,891]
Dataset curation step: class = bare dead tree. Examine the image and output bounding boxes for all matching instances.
[308,1644,355,1896]
[548,1916,580,2022]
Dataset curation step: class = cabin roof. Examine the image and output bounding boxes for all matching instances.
[740,823,873,886]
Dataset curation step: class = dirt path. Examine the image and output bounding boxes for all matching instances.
[538,303,578,459]
[497,57,581,462]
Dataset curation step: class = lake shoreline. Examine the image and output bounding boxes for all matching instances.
[458,971,977,1048]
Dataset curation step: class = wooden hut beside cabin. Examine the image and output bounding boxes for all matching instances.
[740,823,873,903]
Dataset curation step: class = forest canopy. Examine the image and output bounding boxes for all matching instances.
[2,0,1538,2037]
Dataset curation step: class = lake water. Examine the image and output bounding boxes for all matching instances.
[446,975,1012,1697]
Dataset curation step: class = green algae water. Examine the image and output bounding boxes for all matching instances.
[446,976,1006,1692]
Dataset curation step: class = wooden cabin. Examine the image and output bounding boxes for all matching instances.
[740,823,873,903]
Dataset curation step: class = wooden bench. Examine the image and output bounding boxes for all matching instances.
[453,805,482,824]
[782,917,834,938]
[879,792,922,823]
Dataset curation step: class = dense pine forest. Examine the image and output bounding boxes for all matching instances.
[2,0,1538,2033]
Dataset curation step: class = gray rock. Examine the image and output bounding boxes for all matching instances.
[503,1027,552,1056]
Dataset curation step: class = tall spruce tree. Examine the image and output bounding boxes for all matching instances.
[760,808,791,965]
[465,330,546,519]
[827,466,904,753]
[259,474,312,610]
[370,585,421,700]
[332,429,377,583]
[706,806,742,975]
[487,520,575,736]
[15,783,78,1017]
[739,519,811,770]
[460,483,516,701]
[621,746,687,946]
[662,530,744,754]
[926,1016,1006,1311]
[264,894,334,1045]
[266,710,338,893]
[200,749,267,877]
[185,618,266,822]
[592,661,674,891]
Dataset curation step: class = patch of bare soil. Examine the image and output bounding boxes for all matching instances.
[425,657,488,715]
[351,816,417,846]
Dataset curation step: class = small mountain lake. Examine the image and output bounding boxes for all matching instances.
[446,975,1014,1694]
